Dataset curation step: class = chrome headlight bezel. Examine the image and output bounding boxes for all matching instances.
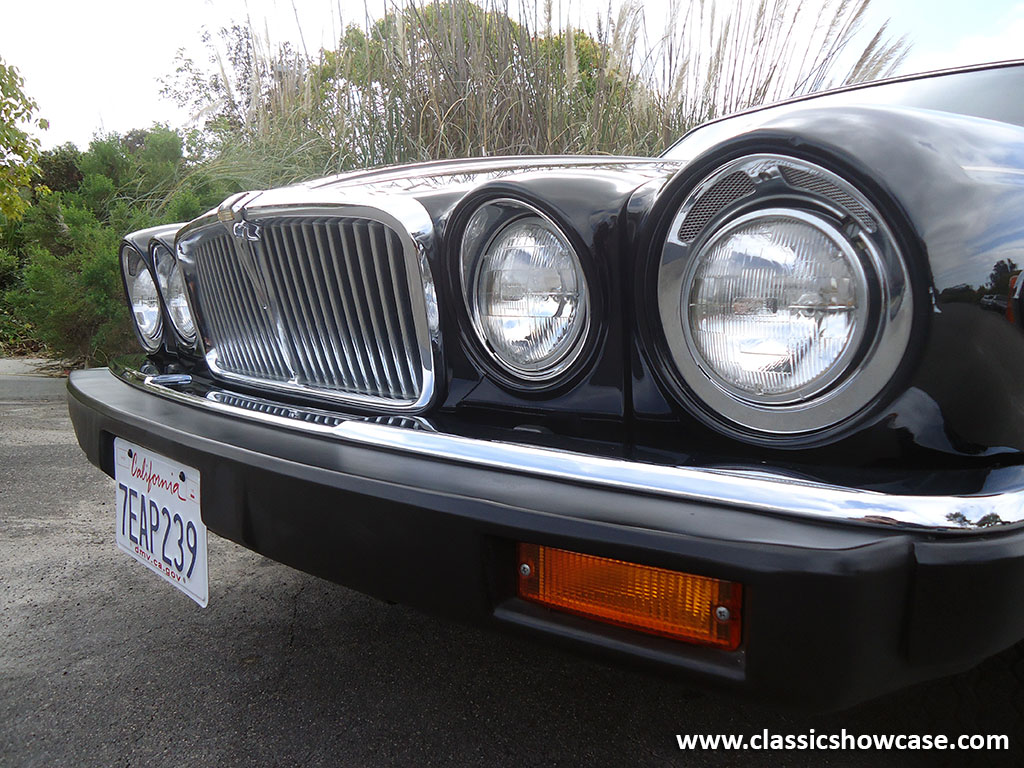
[150,240,198,348]
[657,153,915,439]
[459,198,592,385]
[120,244,164,354]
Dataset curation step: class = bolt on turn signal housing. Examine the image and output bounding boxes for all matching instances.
[517,543,742,650]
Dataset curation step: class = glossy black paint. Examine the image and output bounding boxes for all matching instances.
[149,64,1024,468]
[637,65,1024,460]
[66,367,1024,708]
[312,156,680,426]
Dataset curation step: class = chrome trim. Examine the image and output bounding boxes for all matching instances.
[110,362,1024,533]
[659,154,914,437]
[176,192,441,412]
[150,374,193,387]
[149,239,199,349]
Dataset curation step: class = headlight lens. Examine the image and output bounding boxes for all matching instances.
[463,206,589,380]
[685,209,867,402]
[657,153,914,440]
[121,247,162,352]
[153,244,197,345]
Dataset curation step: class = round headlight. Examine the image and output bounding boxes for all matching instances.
[658,153,914,440]
[685,209,868,402]
[462,204,589,380]
[153,244,197,345]
[121,246,162,352]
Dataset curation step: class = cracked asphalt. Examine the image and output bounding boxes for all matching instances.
[1,363,1021,767]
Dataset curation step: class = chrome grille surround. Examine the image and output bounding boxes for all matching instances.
[176,193,440,412]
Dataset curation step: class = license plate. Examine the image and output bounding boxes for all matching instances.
[114,438,208,607]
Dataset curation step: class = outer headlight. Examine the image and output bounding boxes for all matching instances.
[121,246,163,353]
[461,200,590,381]
[152,242,197,346]
[658,154,914,440]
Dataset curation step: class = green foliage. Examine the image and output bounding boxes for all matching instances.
[0,246,17,291]
[159,0,906,184]
[37,143,83,193]
[0,56,47,222]
[1,124,238,363]
[165,187,204,223]
[988,258,1020,296]
[8,241,134,362]
[3,0,907,364]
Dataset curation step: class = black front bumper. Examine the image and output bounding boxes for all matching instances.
[68,368,1024,709]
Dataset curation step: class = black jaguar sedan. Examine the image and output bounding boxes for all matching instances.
[69,60,1024,709]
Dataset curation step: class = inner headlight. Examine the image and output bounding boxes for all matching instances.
[121,246,162,352]
[685,209,868,402]
[461,201,589,380]
[152,243,197,345]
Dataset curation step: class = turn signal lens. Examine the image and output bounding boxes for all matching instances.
[517,543,742,650]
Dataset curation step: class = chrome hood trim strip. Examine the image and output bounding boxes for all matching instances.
[111,363,1024,533]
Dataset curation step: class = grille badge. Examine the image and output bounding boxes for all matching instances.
[231,221,262,241]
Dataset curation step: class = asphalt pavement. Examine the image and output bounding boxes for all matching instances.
[1,359,1020,767]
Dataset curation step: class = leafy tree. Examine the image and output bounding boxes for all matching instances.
[4,0,911,361]
[1,125,235,361]
[37,143,83,193]
[988,258,1020,297]
[0,57,47,221]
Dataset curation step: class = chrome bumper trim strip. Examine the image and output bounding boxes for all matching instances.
[110,363,1024,533]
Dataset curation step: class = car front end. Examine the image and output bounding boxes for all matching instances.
[70,61,1024,709]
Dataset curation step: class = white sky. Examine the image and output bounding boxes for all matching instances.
[2,0,1023,149]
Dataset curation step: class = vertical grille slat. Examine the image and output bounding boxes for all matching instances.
[200,236,283,379]
[217,234,288,378]
[352,221,401,397]
[295,221,349,389]
[196,242,243,370]
[189,215,430,406]
[224,237,288,377]
[336,222,388,394]
[322,223,376,391]
[310,221,361,389]
[367,221,413,398]
[260,224,316,378]
[384,226,422,394]
[277,221,334,386]
[264,223,323,382]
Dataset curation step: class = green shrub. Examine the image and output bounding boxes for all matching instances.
[165,186,204,223]
[5,193,152,363]
[9,239,134,364]
[1,0,907,363]
[0,246,17,291]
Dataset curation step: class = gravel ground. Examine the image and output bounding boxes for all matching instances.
[1,366,1020,767]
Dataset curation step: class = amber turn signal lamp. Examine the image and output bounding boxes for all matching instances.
[516,543,742,650]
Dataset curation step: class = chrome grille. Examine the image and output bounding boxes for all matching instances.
[189,216,428,405]
[193,234,291,380]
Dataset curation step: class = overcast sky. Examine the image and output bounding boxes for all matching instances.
[2,0,1023,149]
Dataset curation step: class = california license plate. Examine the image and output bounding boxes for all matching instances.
[114,438,208,607]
